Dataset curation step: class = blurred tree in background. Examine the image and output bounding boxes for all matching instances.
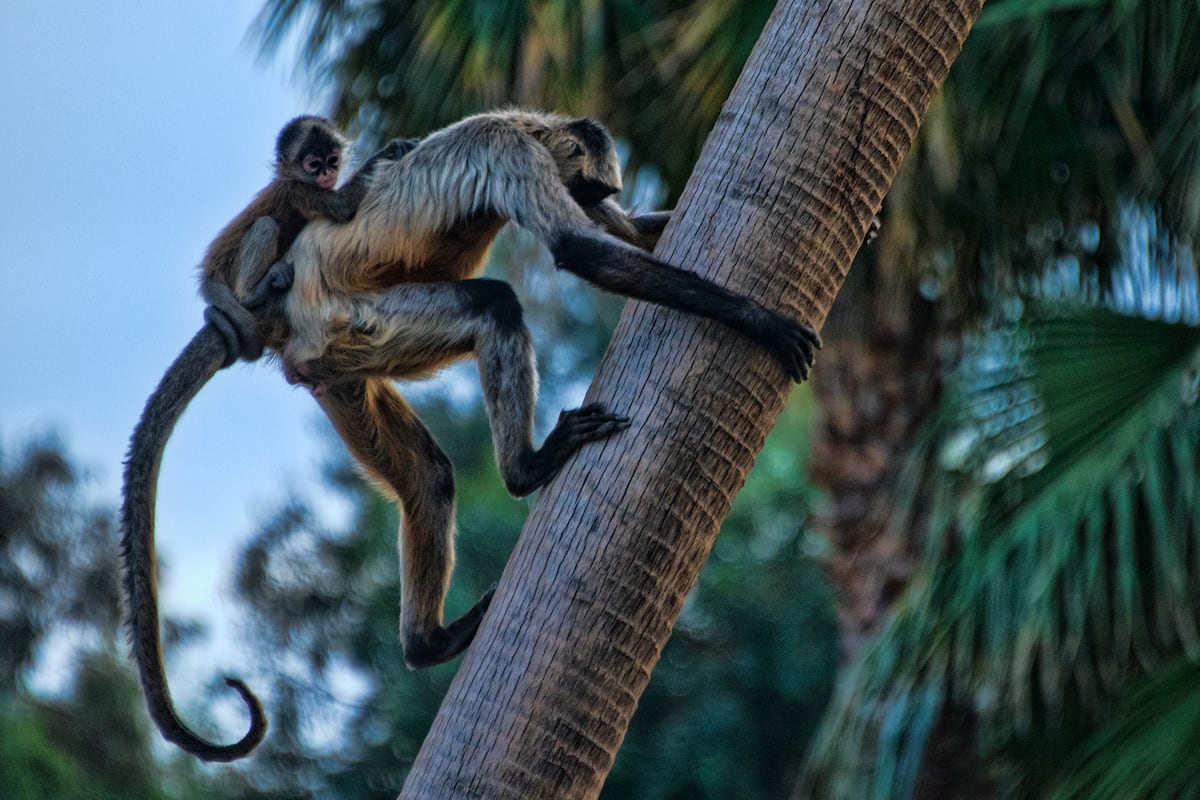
[0,438,213,799]
[249,0,1200,795]
[799,0,1200,796]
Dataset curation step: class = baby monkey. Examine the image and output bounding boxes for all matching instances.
[120,116,414,763]
[201,115,416,363]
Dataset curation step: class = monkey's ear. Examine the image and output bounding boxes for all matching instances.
[566,118,612,152]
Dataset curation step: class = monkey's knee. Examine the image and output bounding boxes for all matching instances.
[245,216,280,245]
[459,278,525,333]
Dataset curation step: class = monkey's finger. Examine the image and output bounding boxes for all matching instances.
[772,340,812,383]
[559,405,631,428]
[782,315,822,350]
[558,401,608,420]
[570,417,632,438]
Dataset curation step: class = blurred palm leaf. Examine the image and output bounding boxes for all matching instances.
[800,205,1200,798]
[252,0,774,192]
[878,0,1200,319]
[1045,655,1200,800]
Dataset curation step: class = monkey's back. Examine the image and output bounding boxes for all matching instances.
[282,109,593,362]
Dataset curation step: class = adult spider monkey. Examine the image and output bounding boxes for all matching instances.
[121,116,411,762]
[122,109,821,763]
[280,110,821,661]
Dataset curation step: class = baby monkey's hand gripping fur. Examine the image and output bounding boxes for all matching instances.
[119,120,413,762]
[280,110,821,674]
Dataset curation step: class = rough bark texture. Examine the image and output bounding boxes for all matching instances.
[399,1,983,797]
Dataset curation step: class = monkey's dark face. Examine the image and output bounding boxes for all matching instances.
[553,119,622,207]
[302,151,342,189]
[276,115,348,189]
[567,171,620,207]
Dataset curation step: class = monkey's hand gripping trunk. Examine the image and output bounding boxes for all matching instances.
[120,323,267,762]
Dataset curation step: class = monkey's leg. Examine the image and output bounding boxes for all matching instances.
[201,217,282,365]
[233,216,282,300]
[303,279,629,497]
[318,377,492,668]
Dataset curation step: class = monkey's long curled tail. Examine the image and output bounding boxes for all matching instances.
[120,323,267,762]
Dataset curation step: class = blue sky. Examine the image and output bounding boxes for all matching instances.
[1,2,351,688]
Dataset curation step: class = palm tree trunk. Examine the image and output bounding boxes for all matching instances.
[811,243,945,657]
[399,1,983,797]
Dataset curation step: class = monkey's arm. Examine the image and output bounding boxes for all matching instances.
[583,199,672,250]
[464,128,818,379]
[550,230,822,381]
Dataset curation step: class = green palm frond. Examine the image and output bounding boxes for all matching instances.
[1045,655,1200,800]
[938,0,1200,241]
[250,0,779,193]
[800,208,1200,799]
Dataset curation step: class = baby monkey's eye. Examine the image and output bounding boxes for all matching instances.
[302,155,322,173]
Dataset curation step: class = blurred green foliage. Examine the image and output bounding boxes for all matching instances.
[0,439,214,800]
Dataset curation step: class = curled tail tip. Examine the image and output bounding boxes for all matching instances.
[162,677,268,762]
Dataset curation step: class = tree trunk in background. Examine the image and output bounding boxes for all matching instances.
[811,230,945,657]
[400,0,983,797]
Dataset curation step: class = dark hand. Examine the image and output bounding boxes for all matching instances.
[755,310,822,382]
[379,137,420,160]
[242,261,294,311]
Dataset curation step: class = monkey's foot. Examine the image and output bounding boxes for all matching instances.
[754,311,822,383]
[404,588,496,669]
[243,261,294,310]
[381,137,421,160]
[506,403,631,497]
